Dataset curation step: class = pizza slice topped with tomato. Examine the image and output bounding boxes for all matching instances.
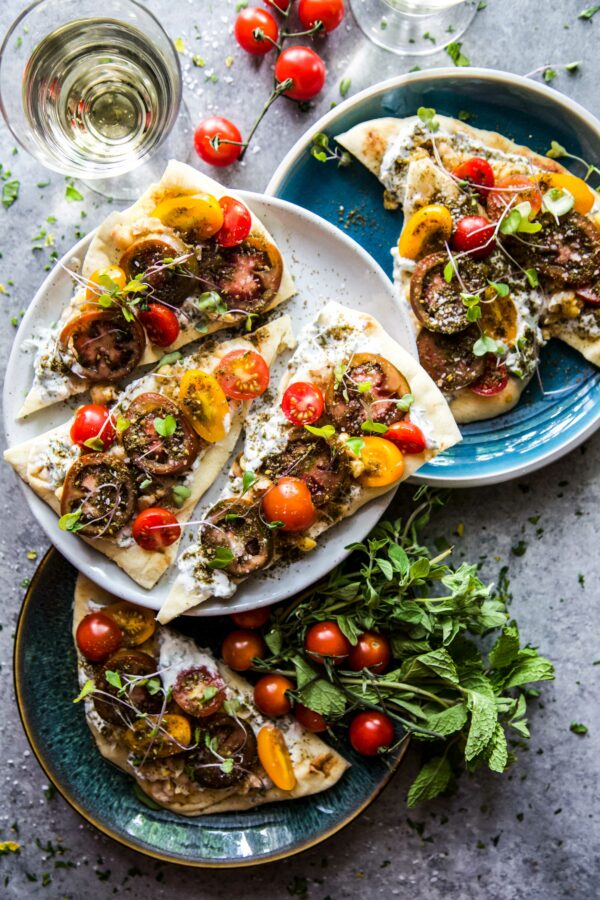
[336,113,600,422]
[5,316,294,589]
[158,300,460,622]
[19,160,295,419]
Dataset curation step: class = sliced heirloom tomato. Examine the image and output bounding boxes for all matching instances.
[190,715,257,788]
[326,353,410,433]
[59,311,146,383]
[95,649,162,724]
[124,714,192,758]
[384,421,426,455]
[508,211,600,289]
[281,381,325,425]
[199,234,283,313]
[216,349,269,400]
[409,253,471,334]
[122,392,199,476]
[536,172,594,216]
[452,157,495,197]
[172,665,225,717]
[222,629,267,671]
[262,476,317,532]
[76,612,122,662]
[138,303,180,347]
[257,724,296,790]
[398,204,453,260]
[132,507,181,551]
[416,326,485,391]
[70,404,116,451]
[61,454,137,538]
[201,498,273,576]
[119,233,195,307]
[104,601,156,647]
[359,437,405,488]
[469,358,509,396]
[486,175,542,222]
[264,434,348,507]
[151,193,224,237]
[85,265,127,301]
[216,196,253,247]
[179,369,230,443]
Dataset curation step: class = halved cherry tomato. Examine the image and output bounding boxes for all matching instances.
[59,310,146,383]
[298,0,345,33]
[469,359,509,396]
[234,7,278,55]
[536,171,594,216]
[274,46,326,101]
[230,606,271,629]
[194,116,243,167]
[179,369,230,442]
[132,507,181,551]
[151,193,224,237]
[216,350,269,401]
[452,157,495,197]
[262,477,317,532]
[486,175,543,222]
[254,674,294,717]
[398,204,453,260]
[216,196,253,247]
[138,303,180,347]
[104,601,156,647]
[70,404,116,451]
[85,265,127,301]
[349,711,395,756]
[359,437,405,488]
[281,381,325,425]
[295,703,327,733]
[76,612,122,662]
[257,724,297,790]
[384,421,426,455]
[123,714,191,758]
[452,215,496,259]
[348,631,392,674]
[305,620,351,665]
[222,629,267,671]
[172,666,225,717]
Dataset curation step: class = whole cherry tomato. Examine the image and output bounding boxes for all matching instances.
[469,359,509,396]
[70,404,116,451]
[298,0,345,32]
[452,215,496,259]
[230,606,271,629]
[76,612,123,662]
[274,47,326,101]
[234,7,278,55]
[194,116,243,167]
[254,674,294,716]
[295,703,327,733]
[262,477,317,532]
[216,350,270,401]
[281,381,325,425]
[304,620,351,665]
[132,507,181,551]
[384,421,426,455]
[347,631,392,674]
[216,196,252,247]
[452,156,495,197]
[265,0,290,10]
[486,175,542,222]
[138,303,180,347]
[222,629,267,671]
[349,711,395,756]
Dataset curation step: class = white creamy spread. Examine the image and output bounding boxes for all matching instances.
[157,629,220,694]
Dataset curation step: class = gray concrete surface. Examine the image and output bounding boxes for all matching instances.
[0,0,599,897]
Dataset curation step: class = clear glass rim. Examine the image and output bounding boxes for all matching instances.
[0,0,183,178]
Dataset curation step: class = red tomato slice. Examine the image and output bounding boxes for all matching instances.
[384,421,426,455]
[216,349,269,401]
[70,404,116,451]
[138,303,180,347]
[216,196,252,248]
[452,157,495,197]
[486,175,543,222]
[469,359,509,396]
[132,507,181,551]
[281,381,325,425]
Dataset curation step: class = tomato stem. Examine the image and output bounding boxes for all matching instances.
[238,78,293,160]
[281,22,324,39]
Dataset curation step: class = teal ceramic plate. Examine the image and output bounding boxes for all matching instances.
[267,68,600,486]
[14,549,408,867]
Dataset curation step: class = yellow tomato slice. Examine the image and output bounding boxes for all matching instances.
[86,265,128,300]
[257,724,297,791]
[151,193,224,237]
[480,290,518,344]
[124,714,191,758]
[535,172,594,215]
[179,369,230,443]
[359,436,405,488]
[398,204,453,260]
[104,600,156,647]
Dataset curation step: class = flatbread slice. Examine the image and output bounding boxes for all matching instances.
[5,317,294,589]
[159,300,461,622]
[74,574,349,814]
[19,160,295,418]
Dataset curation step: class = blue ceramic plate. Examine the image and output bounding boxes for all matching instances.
[14,549,408,867]
[267,68,600,486]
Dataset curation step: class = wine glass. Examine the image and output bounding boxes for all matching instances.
[350,0,478,56]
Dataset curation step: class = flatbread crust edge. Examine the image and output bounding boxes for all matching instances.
[5,316,295,590]
[73,574,350,815]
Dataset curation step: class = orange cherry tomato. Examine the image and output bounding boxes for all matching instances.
[262,477,317,532]
[348,631,392,674]
[295,703,327,733]
[222,629,267,671]
[216,350,270,401]
[486,174,542,221]
[304,620,351,665]
[132,507,181,551]
[253,674,294,717]
[359,437,405,488]
[85,265,127,301]
[257,724,297,791]
[179,369,230,443]
[384,421,426,455]
[535,171,595,215]
[70,404,116,451]
[230,607,271,629]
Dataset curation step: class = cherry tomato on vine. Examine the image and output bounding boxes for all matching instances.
[230,606,271,629]
[132,507,181,551]
[216,350,270,401]
[274,46,326,101]
[347,631,392,674]
[384,421,426,455]
[452,157,495,197]
[295,703,327,733]
[304,620,351,665]
[70,404,116,451]
[138,303,180,347]
[281,381,325,425]
[76,612,123,662]
[349,711,395,756]
[298,0,345,33]
[216,196,252,247]
[262,477,317,532]
[234,7,278,55]
[194,116,243,167]
[254,674,294,716]
[222,629,267,671]
[452,215,496,259]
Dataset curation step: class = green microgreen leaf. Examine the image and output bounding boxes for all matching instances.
[172,485,192,508]
[304,424,336,439]
[83,436,104,451]
[207,547,235,569]
[525,268,539,288]
[361,419,388,434]
[472,334,506,358]
[104,670,122,690]
[73,679,95,703]
[346,437,365,456]
[417,106,439,132]
[58,510,84,532]
[488,281,510,297]
[396,393,415,411]
[116,417,130,433]
[153,415,177,437]
[443,260,455,282]
[242,470,258,494]
[156,351,183,370]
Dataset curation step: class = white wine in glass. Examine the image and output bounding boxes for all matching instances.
[350,0,477,56]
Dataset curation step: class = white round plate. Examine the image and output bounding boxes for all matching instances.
[4,192,415,615]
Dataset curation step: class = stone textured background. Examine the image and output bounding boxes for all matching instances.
[0,1,598,897]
